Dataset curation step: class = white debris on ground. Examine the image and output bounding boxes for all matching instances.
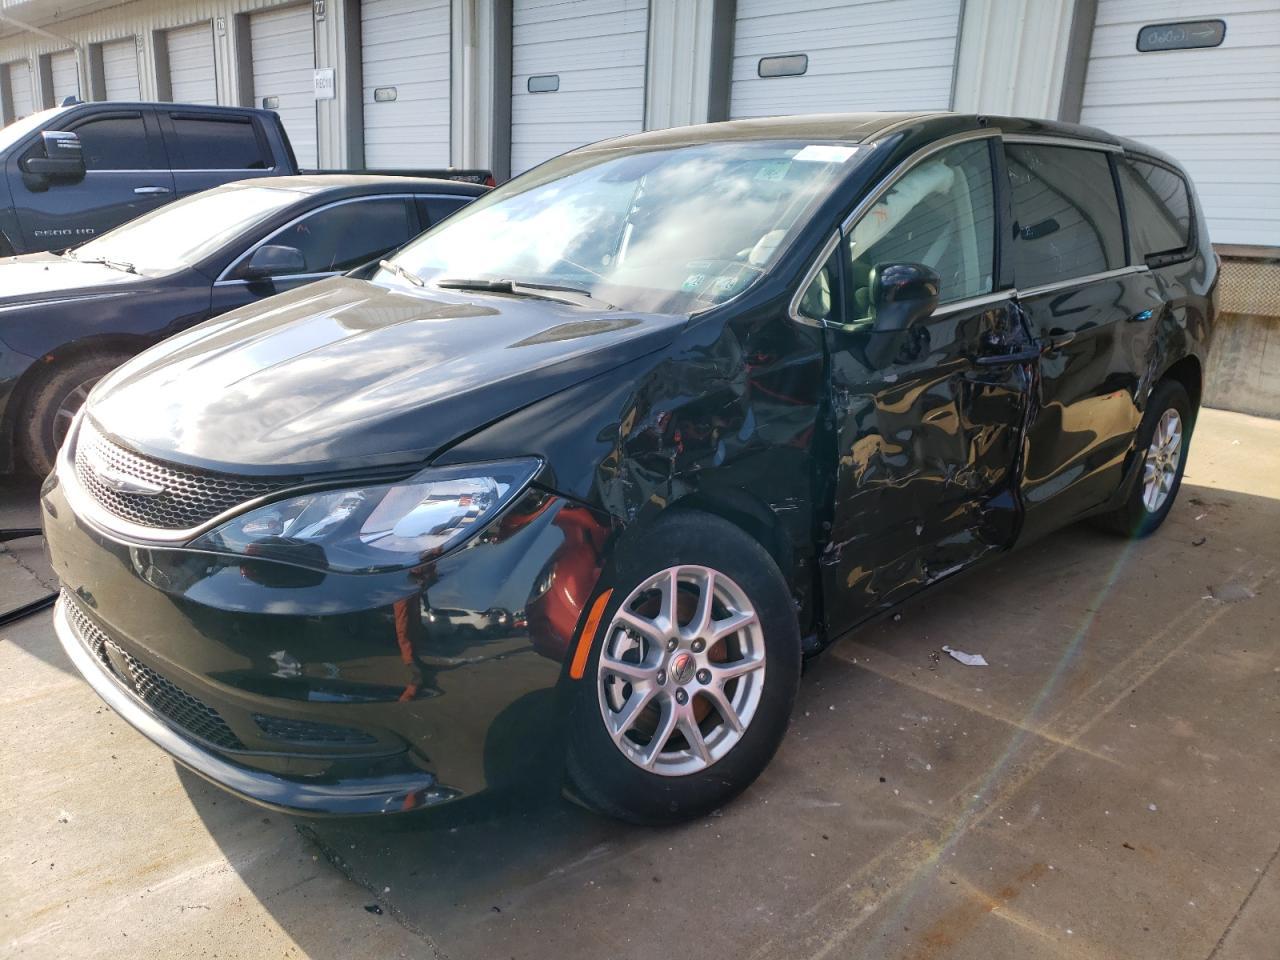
[941,646,988,667]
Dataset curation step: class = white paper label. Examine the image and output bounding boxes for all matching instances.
[792,144,859,164]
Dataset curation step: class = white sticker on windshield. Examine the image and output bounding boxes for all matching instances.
[792,144,859,164]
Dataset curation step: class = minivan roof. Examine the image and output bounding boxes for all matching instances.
[575,110,1186,177]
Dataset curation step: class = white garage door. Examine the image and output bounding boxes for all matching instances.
[510,0,649,176]
[5,61,34,119]
[360,0,450,168]
[1080,1,1280,247]
[102,38,141,101]
[251,5,317,167]
[49,50,80,105]
[166,22,217,105]
[729,0,962,119]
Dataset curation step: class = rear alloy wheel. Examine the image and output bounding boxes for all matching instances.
[567,512,800,824]
[1093,379,1193,538]
[1141,408,1183,514]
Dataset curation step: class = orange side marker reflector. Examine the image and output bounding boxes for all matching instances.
[569,589,613,680]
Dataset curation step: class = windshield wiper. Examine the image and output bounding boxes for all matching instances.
[435,277,613,310]
[378,259,424,288]
[67,253,137,274]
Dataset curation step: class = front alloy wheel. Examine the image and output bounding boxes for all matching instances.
[598,564,766,776]
[567,511,800,824]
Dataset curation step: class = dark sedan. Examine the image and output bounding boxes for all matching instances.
[0,175,486,474]
[43,112,1214,824]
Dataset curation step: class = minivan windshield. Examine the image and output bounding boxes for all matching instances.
[379,140,859,313]
[0,107,68,152]
[70,185,302,273]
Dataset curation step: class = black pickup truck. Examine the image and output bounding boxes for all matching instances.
[0,101,492,256]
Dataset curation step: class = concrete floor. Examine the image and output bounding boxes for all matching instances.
[2,407,1277,960]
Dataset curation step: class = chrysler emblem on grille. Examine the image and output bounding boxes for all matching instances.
[87,454,165,497]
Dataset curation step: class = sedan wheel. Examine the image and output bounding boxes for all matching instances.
[20,352,130,476]
[50,377,102,456]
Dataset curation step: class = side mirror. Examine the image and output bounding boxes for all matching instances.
[23,131,86,180]
[241,244,306,281]
[865,262,940,367]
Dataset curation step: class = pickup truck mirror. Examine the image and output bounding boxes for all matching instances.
[865,262,940,367]
[23,131,86,181]
[242,244,307,280]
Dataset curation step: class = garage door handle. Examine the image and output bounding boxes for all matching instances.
[133,186,171,195]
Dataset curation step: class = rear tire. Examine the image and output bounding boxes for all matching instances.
[1092,379,1192,538]
[19,352,130,476]
[565,511,801,825]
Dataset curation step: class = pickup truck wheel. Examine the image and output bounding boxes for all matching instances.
[1092,379,1192,538]
[565,512,801,824]
[19,352,129,476]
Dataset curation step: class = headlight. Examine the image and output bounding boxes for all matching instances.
[189,459,540,573]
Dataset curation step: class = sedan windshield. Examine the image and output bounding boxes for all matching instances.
[380,140,859,313]
[71,185,303,273]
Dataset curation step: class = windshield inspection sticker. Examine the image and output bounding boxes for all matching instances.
[793,144,859,164]
[755,159,792,181]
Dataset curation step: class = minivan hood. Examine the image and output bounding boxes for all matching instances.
[0,253,143,304]
[89,276,685,473]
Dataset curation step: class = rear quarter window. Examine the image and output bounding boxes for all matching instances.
[418,195,472,228]
[1117,158,1193,262]
[167,114,269,170]
[1006,143,1126,289]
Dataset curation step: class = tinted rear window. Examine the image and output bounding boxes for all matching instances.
[168,115,268,170]
[1117,158,1192,261]
[1006,144,1126,288]
[419,196,471,227]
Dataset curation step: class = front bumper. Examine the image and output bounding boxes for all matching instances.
[54,594,452,815]
[43,459,611,815]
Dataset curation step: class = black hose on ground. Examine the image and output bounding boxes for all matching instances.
[0,528,57,627]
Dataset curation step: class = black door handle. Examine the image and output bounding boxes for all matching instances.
[974,341,1044,366]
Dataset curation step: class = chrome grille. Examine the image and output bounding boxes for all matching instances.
[73,419,298,531]
[63,594,244,751]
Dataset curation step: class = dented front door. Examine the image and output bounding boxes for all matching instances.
[816,132,1034,636]
[820,295,1032,634]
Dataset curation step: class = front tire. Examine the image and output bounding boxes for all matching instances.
[1093,379,1193,538]
[566,511,801,824]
